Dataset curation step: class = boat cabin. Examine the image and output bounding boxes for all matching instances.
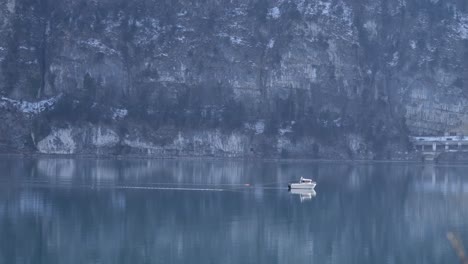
[300,177,313,184]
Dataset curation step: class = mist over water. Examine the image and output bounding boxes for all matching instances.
[0,157,466,264]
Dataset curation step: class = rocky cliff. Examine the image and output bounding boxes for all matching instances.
[1,0,467,159]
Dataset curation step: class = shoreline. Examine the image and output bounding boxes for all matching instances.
[0,152,443,165]
[2,153,468,166]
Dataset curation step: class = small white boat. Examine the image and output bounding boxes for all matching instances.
[288,177,316,189]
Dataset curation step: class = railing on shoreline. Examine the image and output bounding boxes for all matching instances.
[411,135,468,161]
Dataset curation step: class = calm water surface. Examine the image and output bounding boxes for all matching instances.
[0,157,467,264]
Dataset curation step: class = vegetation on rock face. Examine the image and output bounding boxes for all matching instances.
[0,0,467,159]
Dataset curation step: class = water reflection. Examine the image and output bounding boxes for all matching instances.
[415,164,468,194]
[0,158,466,264]
[289,189,316,202]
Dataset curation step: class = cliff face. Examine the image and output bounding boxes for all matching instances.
[0,0,467,159]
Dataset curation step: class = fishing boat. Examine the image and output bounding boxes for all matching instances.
[288,177,316,189]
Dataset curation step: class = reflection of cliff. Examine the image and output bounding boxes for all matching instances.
[33,158,336,187]
[0,159,467,263]
[413,165,468,194]
[403,165,468,261]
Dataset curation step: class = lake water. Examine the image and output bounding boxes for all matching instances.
[0,157,467,264]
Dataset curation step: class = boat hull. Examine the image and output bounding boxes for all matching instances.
[288,183,316,189]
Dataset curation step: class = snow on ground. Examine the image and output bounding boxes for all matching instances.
[0,94,62,114]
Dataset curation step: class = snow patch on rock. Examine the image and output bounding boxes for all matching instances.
[458,15,468,39]
[389,52,399,67]
[0,46,6,61]
[321,2,331,15]
[0,94,62,114]
[123,139,163,155]
[268,7,281,19]
[188,131,246,156]
[364,20,377,38]
[7,0,15,13]
[111,107,128,120]
[277,136,291,151]
[209,132,244,154]
[279,127,293,136]
[37,128,76,154]
[92,127,119,147]
[172,132,187,150]
[305,1,331,16]
[230,36,245,45]
[231,8,246,16]
[267,39,275,49]
[305,65,317,82]
[245,121,265,134]
[254,121,265,134]
[347,134,366,154]
[80,39,117,55]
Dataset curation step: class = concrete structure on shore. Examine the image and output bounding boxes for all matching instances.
[411,133,468,162]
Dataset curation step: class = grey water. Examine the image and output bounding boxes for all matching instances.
[0,157,467,264]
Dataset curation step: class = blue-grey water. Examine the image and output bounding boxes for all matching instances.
[0,157,467,264]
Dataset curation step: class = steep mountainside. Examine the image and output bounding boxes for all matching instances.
[1,0,468,159]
